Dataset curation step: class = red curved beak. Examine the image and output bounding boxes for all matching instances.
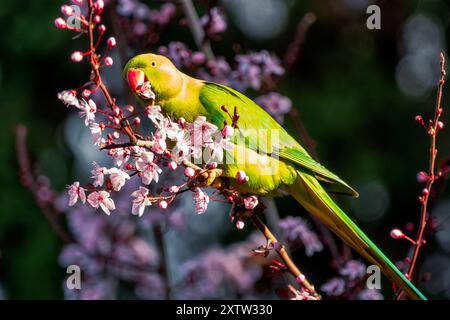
[127,69,145,92]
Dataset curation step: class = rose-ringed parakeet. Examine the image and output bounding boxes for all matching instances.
[123,54,426,300]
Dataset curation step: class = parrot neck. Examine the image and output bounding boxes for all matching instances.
[160,73,205,122]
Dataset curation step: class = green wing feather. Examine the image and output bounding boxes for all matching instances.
[199,82,358,196]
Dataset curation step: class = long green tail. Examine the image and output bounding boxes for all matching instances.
[285,171,427,300]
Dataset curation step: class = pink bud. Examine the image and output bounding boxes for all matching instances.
[236,170,248,184]
[244,195,258,210]
[390,229,404,239]
[416,171,429,183]
[54,18,67,29]
[184,167,195,178]
[415,115,423,123]
[94,0,104,12]
[82,89,91,98]
[112,131,120,139]
[104,57,113,66]
[168,161,178,171]
[61,5,74,16]
[107,37,116,48]
[112,106,120,116]
[98,24,106,33]
[296,274,306,284]
[236,220,245,230]
[422,188,429,195]
[133,117,141,125]
[159,200,168,209]
[169,185,180,193]
[208,162,218,169]
[221,125,234,138]
[70,51,83,62]
[178,117,186,127]
[437,121,444,130]
[99,123,106,130]
[94,15,101,23]
[113,117,120,125]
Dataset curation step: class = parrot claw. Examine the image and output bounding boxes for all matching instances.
[196,168,223,187]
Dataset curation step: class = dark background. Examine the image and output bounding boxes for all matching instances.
[1,0,450,299]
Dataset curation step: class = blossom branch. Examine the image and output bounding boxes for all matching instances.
[395,52,446,299]
[250,214,321,299]
[15,124,73,243]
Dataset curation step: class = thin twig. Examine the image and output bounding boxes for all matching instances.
[397,52,446,300]
[250,215,321,299]
[179,0,215,60]
[15,124,73,243]
[408,53,446,278]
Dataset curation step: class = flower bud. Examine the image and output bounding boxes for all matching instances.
[390,229,404,239]
[416,171,429,183]
[94,0,104,13]
[244,195,258,210]
[168,161,178,171]
[184,167,195,178]
[159,200,168,209]
[107,37,116,48]
[104,57,113,66]
[112,106,120,116]
[61,5,74,16]
[98,24,106,33]
[178,117,186,128]
[112,131,120,139]
[55,18,67,29]
[437,121,444,130]
[236,170,249,184]
[70,51,83,62]
[221,125,234,138]
[208,162,218,169]
[422,188,429,195]
[236,219,245,230]
[94,15,101,23]
[169,185,180,193]
[133,117,141,125]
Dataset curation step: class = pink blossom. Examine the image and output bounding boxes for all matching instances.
[91,162,106,187]
[57,90,80,108]
[79,99,97,126]
[87,190,115,215]
[135,152,162,184]
[189,116,218,147]
[107,167,130,191]
[193,188,209,214]
[244,196,258,210]
[390,229,404,239]
[109,148,130,167]
[131,187,151,217]
[207,131,233,163]
[146,105,164,124]
[67,181,86,206]
[221,125,234,138]
[89,123,103,145]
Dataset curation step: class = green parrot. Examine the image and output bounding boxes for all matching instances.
[123,53,426,300]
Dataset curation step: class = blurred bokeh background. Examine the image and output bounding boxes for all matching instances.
[1,0,450,299]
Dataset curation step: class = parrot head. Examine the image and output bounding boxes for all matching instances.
[123,53,184,104]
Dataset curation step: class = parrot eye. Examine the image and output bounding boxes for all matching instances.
[151,61,156,67]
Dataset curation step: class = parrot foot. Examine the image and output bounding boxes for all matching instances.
[195,168,223,188]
